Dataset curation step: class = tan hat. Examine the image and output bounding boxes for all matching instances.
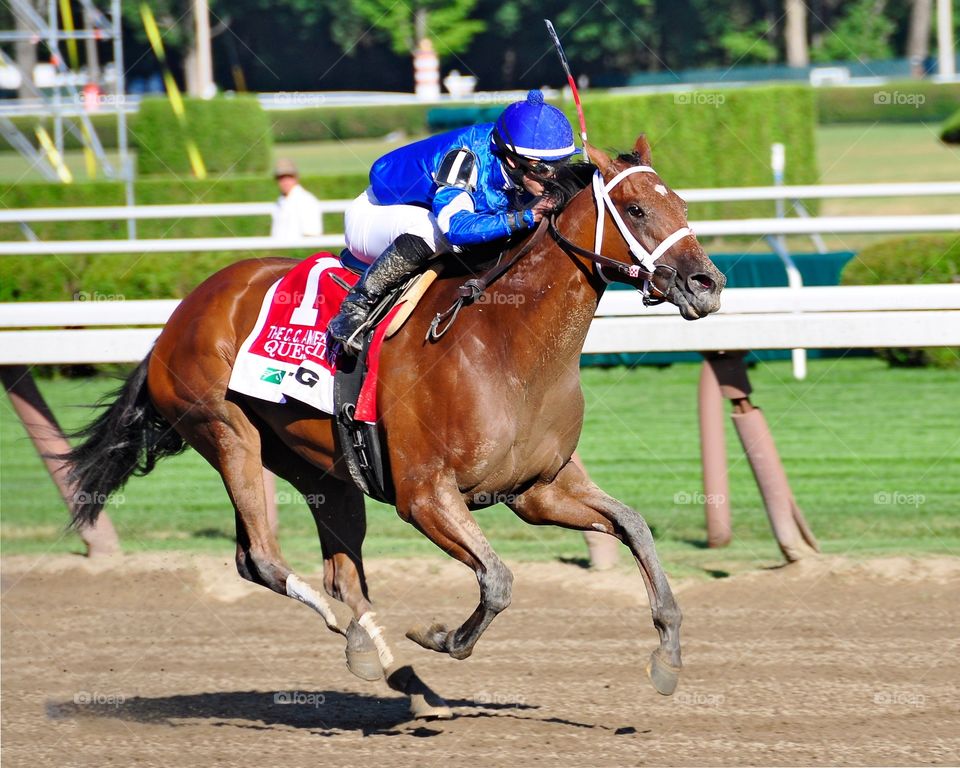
[273,158,299,178]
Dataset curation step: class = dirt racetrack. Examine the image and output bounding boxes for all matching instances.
[2,552,958,766]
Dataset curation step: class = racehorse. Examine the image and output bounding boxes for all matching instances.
[66,137,725,719]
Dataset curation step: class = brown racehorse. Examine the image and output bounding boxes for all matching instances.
[66,138,724,719]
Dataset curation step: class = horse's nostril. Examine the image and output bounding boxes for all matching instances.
[689,273,715,293]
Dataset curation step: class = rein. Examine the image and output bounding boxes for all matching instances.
[427,165,696,339]
[427,216,550,340]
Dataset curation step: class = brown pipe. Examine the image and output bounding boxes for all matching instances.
[731,403,819,562]
[699,360,731,547]
[1,366,120,557]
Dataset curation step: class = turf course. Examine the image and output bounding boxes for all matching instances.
[2,359,957,577]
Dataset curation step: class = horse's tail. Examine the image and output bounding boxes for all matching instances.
[65,353,186,529]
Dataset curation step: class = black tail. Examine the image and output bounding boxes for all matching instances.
[65,354,187,529]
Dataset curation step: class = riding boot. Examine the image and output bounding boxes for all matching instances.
[328,234,434,354]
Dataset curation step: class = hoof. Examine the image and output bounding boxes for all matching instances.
[406,622,449,654]
[409,693,454,721]
[386,664,453,721]
[345,646,383,682]
[646,648,680,696]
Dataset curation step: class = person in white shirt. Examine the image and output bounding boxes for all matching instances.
[270,158,322,239]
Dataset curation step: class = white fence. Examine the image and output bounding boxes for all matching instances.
[1,180,958,256]
[1,180,957,369]
[2,285,958,366]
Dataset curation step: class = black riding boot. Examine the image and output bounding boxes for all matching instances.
[328,234,434,354]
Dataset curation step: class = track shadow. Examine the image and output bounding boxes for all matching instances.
[46,690,546,736]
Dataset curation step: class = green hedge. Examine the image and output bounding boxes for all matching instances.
[567,85,818,220]
[270,104,430,142]
[0,173,365,302]
[133,96,272,176]
[5,82,956,158]
[941,108,960,144]
[841,235,960,368]
[816,81,960,124]
[7,112,121,151]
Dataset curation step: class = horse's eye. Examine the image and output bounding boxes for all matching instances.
[626,203,645,218]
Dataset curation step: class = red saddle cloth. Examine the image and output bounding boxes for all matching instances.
[227,252,393,423]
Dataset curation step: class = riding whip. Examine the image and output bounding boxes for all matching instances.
[544,19,588,148]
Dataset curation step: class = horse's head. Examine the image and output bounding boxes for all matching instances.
[584,136,725,320]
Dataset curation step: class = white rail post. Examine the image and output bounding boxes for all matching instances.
[772,142,807,381]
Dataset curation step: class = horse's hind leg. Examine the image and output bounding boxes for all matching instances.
[294,476,450,718]
[398,482,513,661]
[167,401,353,637]
[507,459,682,696]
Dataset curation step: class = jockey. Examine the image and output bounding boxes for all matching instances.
[327,89,577,354]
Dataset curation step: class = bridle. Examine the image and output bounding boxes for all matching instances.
[550,166,696,306]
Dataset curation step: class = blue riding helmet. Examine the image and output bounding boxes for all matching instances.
[493,89,576,162]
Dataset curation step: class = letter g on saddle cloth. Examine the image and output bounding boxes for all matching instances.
[429,163,697,338]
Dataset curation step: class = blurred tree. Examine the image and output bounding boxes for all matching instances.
[719,20,779,63]
[906,0,933,74]
[349,0,485,59]
[812,0,896,61]
[784,0,809,66]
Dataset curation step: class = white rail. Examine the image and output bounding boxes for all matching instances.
[1,285,957,366]
[1,213,957,256]
[679,181,960,202]
[1,181,958,226]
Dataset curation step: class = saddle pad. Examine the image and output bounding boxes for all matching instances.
[228,253,356,416]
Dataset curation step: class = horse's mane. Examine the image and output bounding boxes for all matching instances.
[615,151,646,166]
[540,160,598,212]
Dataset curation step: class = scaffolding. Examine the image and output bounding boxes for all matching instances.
[1,0,134,235]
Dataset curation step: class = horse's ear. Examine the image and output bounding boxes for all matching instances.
[634,134,653,166]
[585,142,612,174]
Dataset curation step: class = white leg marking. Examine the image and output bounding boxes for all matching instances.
[358,611,395,669]
[286,574,340,631]
[592,522,610,533]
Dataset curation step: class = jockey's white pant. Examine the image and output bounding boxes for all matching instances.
[344,187,445,265]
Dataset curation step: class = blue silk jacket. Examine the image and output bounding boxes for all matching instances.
[369,123,536,247]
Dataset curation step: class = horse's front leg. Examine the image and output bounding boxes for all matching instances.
[508,459,682,695]
[397,482,513,660]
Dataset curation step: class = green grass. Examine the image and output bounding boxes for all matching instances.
[704,122,960,254]
[2,360,957,576]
